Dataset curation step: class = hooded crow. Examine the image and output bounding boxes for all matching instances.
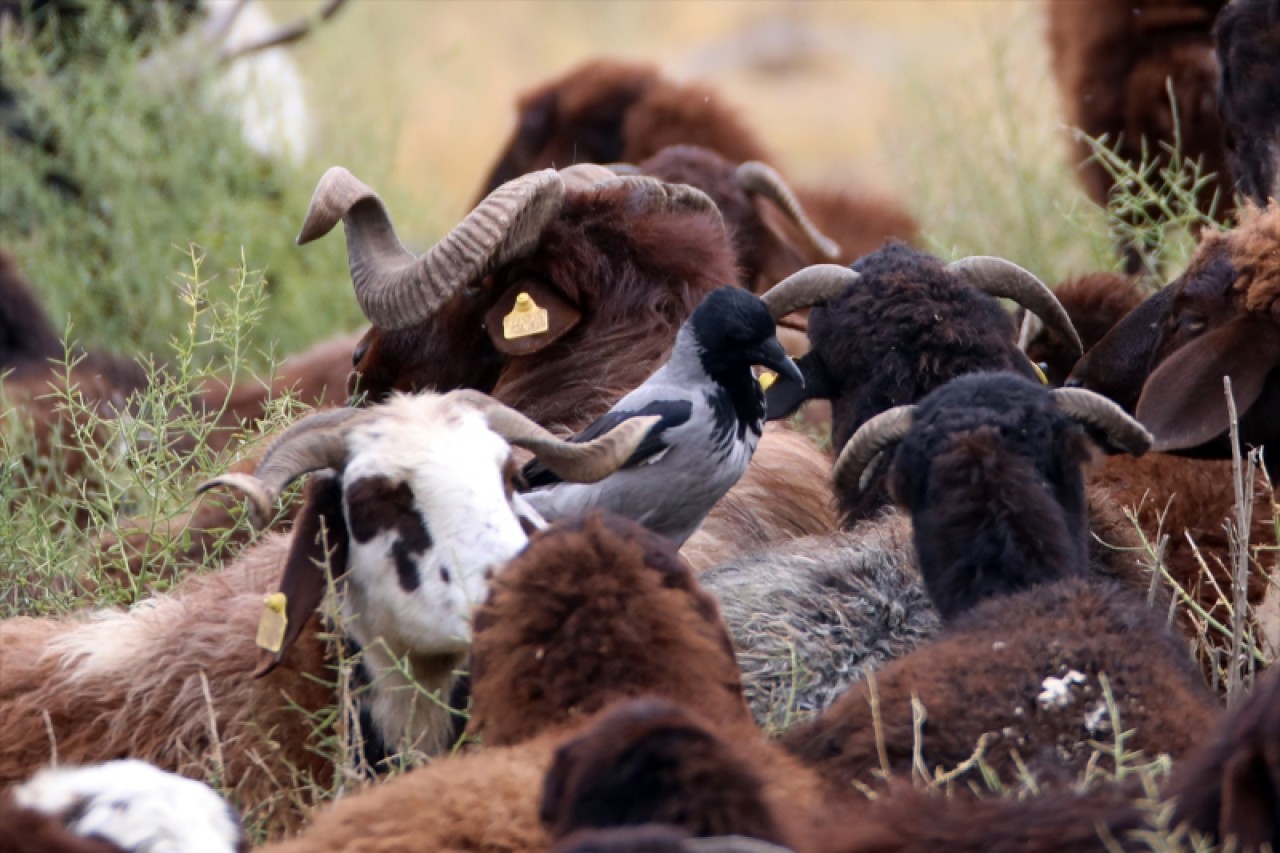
[522,286,803,544]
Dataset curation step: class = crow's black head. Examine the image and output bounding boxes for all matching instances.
[687,286,800,384]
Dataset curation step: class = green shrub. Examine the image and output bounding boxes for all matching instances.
[0,1,362,367]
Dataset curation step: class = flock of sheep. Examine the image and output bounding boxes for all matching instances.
[1,0,1279,851]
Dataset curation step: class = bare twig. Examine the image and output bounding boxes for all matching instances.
[1224,376,1258,703]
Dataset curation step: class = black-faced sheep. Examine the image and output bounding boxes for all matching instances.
[760,244,1081,521]
[474,58,918,266]
[1045,0,1233,266]
[0,391,649,836]
[258,512,824,853]
[1213,0,1280,207]
[1069,201,1280,474]
[300,165,837,570]
[782,373,1218,795]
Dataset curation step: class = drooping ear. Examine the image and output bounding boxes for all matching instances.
[764,352,829,420]
[1135,315,1280,451]
[485,279,583,357]
[254,473,350,678]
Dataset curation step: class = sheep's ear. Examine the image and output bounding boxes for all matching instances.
[764,352,828,420]
[1135,315,1280,452]
[254,473,349,678]
[485,280,582,357]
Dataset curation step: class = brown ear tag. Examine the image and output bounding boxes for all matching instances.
[256,593,288,654]
[485,280,583,357]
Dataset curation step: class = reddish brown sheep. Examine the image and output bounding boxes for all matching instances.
[1019,272,1151,387]
[1069,201,1280,475]
[475,58,917,266]
[303,166,836,570]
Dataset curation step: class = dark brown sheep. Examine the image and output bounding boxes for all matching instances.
[541,698,814,849]
[782,374,1217,796]
[1019,272,1151,387]
[1069,201,1280,475]
[543,670,1280,853]
[1046,0,1233,269]
[474,58,917,267]
[1214,0,1280,206]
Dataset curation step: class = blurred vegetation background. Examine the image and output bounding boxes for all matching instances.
[1,0,1136,369]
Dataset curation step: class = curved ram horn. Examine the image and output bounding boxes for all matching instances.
[946,257,1083,356]
[297,167,565,330]
[446,390,659,483]
[588,175,725,229]
[737,161,841,261]
[197,407,369,526]
[760,264,861,320]
[683,837,797,853]
[832,405,915,496]
[1051,388,1153,456]
[559,163,621,190]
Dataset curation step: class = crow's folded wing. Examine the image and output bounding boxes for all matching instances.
[522,399,692,488]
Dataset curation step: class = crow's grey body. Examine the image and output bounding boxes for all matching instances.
[523,286,799,545]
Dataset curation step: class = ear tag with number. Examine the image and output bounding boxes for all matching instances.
[502,292,550,340]
[256,593,288,654]
[757,370,778,391]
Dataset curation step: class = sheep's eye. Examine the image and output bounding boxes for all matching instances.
[1178,314,1207,334]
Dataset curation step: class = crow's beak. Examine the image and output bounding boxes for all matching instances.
[754,337,804,386]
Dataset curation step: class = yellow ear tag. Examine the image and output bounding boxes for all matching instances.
[502,292,550,340]
[1031,361,1049,385]
[757,370,778,391]
[256,593,288,654]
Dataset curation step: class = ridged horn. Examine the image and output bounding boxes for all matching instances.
[737,161,840,260]
[946,257,1083,356]
[760,264,861,320]
[446,390,659,483]
[588,175,725,230]
[833,405,915,495]
[1051,388,1153,455]
[559,163,620,190]
[684,838,796,853]
[197,407,369,526]
[297,167,566,330]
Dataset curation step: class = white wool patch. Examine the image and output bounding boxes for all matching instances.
[1084,701,1111,735]
[14,759,241,853]
[1037,670,1088,710]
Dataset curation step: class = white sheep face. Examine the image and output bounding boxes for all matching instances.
[13,759,242,853]
[338,397,536,660]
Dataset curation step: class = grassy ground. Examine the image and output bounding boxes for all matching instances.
[0,0,1275,846]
